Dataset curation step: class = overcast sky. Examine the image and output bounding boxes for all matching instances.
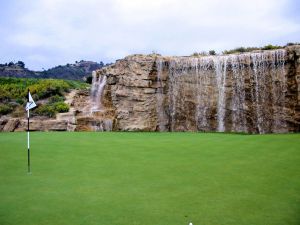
[0,0,299,70]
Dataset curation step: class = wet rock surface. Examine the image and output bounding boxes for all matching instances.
[95,46,300,133]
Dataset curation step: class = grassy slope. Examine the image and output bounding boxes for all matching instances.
[0,132,299,225]
[0,77,88,117]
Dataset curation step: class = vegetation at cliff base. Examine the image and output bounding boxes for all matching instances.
[35,98,70,117]
[0,77,88,117]
[0,132,299,225]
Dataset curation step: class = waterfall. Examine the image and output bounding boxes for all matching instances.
[89,71,112,132]
[156,58,168,131]
[251,52,267,133]
[91,71,107,112]
[250,50,286,133]
[168,56,229,132]
[195,57,213,130]
[230,55,246,132]
[214,56,228,132]
[157,49,287,133]
[270,50,287,132]
[168,59,180,131]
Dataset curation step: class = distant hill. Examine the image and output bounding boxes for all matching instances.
[0,61,38,78]
[0,60,107,81]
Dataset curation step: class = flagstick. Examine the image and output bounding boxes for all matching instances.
[27,107,30,174]
[26,90,36,174]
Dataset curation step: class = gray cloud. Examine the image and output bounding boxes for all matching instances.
[0,0,299,70]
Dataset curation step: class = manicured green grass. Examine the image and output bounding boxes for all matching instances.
[0,132,299,225]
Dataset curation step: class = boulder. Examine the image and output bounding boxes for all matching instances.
[2,118,19,132]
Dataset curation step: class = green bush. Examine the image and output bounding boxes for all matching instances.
[262,44,282,50]
[191,51,208,57]
[49,95,65,104]
[0,77,85,117]
[86,76,93,84]
[16,98,24,105]
[223,47,260,54]
[65,80,89,89]
[209,50,216,55]
[222,45,283,55]
[286,42,300,46]
[0,77,88,102]
[34,101,69,117]
[53,102,69,113]
[35,104,56,117]
[0,88,10,101]
[11,105,25,118]
[0,104,13,115]
[27,79,70,99]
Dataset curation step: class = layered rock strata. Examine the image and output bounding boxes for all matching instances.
[94,46,300,133]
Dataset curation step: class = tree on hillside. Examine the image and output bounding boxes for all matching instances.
[209,50,216,55]
[8,62,14,67]
[17,61,25,68]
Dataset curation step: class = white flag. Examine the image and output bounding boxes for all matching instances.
[25,92,37,111]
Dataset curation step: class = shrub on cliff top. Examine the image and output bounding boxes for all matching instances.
[222,44,283,54]
[287,42,300,46]
[191,51,208,57]
[223,46,260,54]
[209,50,216,55]
[261,44,282,50]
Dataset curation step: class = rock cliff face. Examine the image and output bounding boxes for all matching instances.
[93,46,300,133]
[1,46,299,133]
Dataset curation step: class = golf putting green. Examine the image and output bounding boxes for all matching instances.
[0,132,299,225]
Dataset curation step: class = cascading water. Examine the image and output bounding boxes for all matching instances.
[156,58,168,131]
[194,58,211,130]
[250,49,286,133]
[168,59,180,131]
[214,56,228,132]
[166,56,230,132]
[230,55,247,132]
[251,52,267,133]
[192,57,213,130]
[156,49,287,133]
[91,71,107,112]
[270,50,287,132]
[89,71,113,132]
